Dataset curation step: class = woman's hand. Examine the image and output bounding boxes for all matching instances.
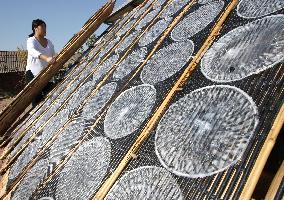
[46,56,56,64]
[39,54,56,64]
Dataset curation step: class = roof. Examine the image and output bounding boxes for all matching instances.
[0,51,26,73]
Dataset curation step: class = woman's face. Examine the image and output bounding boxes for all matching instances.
[35,24,46,37]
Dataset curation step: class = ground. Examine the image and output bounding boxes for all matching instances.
[0,97,13,112]
[0,72,25,112]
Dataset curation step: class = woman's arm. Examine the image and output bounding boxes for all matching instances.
[27,38,54,63]
[39,54,54,63]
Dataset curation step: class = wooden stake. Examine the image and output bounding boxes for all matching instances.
[240,104,284,200]
[265,161,284,200]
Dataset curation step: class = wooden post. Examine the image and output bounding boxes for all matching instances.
[0,0,115,136]
[265,161,284,200]
[240,104,284,200]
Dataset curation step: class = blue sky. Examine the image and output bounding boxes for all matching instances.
[0,0,127,52]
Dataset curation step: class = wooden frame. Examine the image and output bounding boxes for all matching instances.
[1,0,283,199]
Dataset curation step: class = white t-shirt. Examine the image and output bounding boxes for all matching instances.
[26,36,55,76]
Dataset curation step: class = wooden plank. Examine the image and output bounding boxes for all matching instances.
[265,161,284,200]
[0,0,115,136]
[93,0,238,199]
[105,0,145,24]
[240,103,284,200]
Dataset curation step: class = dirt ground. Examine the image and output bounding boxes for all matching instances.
[0,98,13,112]
[0,71,25,112]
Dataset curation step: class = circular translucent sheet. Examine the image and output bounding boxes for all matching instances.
[138,19,170,47]
[159,0,189,20]
[104,84,156,139]
[9,104,71,181]
[170,1,224,41]
[106,166,183,200]
[113,47,148,80]
[135,8,161,31]
[133,1,152,19]
[237,0,284,19]
[10,125,40,159]
[39,106,70,145]
[93,54,120,82]
[201,15,284,82]
[12,159,48,200]
[99,37,120,57]
[198,0,215,4]
[49,120,85,164]
[9,136,46,181]
[64,80,96,117]
[9,78,81,158]
[155,85,258,178]
[117,18,137,37]
[116,30,140,53]
[141,40,194,85]
[81,82,117,120]
[56,137,111,200]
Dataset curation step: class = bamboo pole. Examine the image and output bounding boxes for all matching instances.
[93,1,238,199]
[0,1,115,136]
[265,161,284,200]
[0,167,8,197]
[240,103,284,200]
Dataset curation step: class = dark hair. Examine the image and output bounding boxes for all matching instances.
[28,19,46,37]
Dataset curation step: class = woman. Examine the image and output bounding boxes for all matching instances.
[26,19,56,106]
[26,19,55,79]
